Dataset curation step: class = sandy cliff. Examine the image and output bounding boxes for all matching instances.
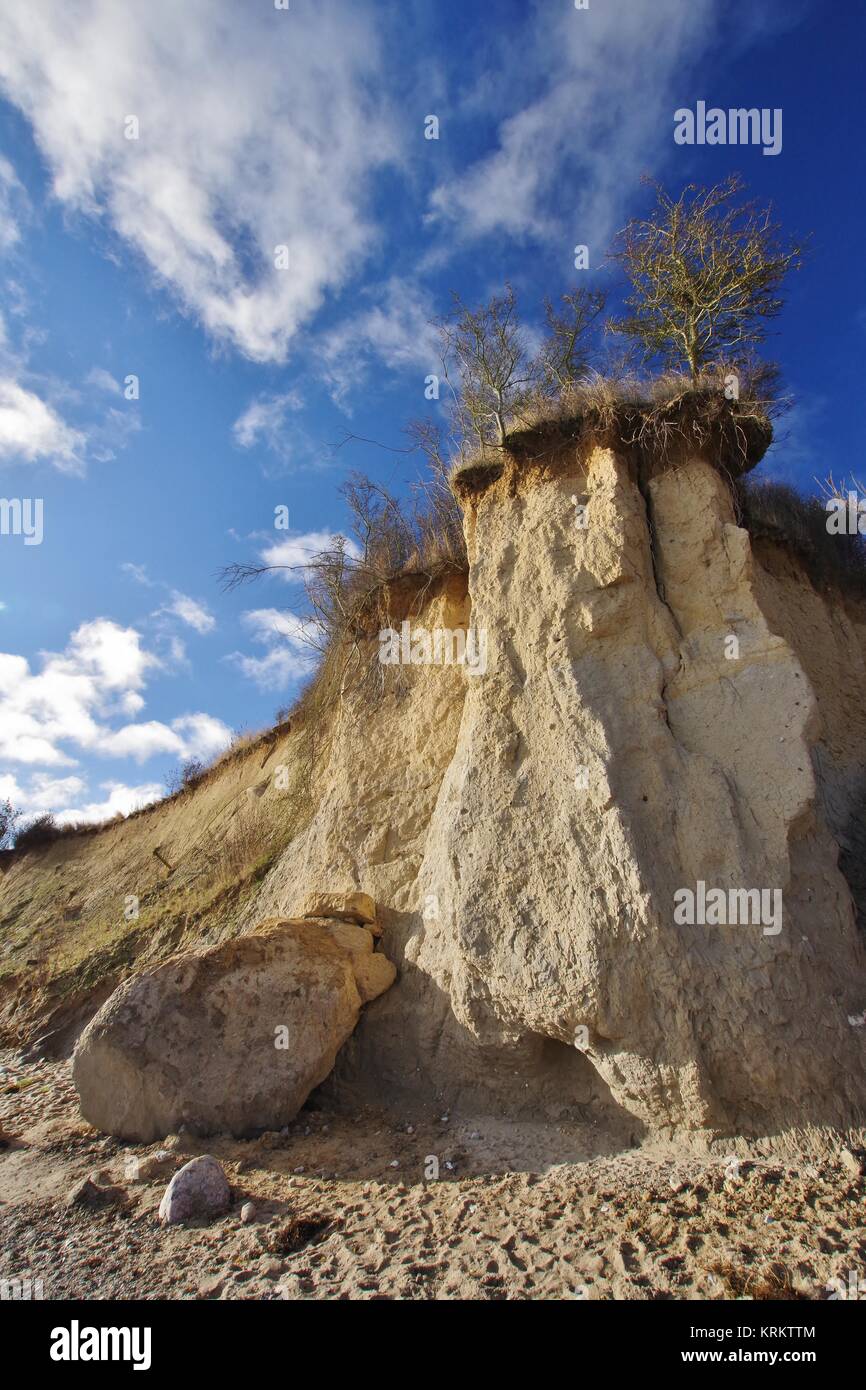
[3,425,866,1142]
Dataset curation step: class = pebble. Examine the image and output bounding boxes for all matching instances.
[159,1155,230,1226]
[840,1147,863,1179]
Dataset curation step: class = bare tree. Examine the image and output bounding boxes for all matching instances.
[608,175,804,382]
[437,283,533,451]
[435,281,606,459]
[220,467,466,657]
[537,288,607,392]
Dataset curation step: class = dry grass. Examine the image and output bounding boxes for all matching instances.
[12,814,106,855]
[704,1258,808,1301]
[208,807,278,892]
[452,368,776,498]
[222,467,468,712]
[735,476,866,598]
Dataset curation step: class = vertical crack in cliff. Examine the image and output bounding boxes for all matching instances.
[634,466,685,728]
[635,466,683,641]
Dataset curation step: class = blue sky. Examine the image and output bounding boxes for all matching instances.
[0,0,863,824]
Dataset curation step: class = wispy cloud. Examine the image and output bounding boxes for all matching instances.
[227,607,316,692]
[0,153,28,250]
[233,391,304,450]
[258,529,359,580]
[0,769,164,824]
[121,562,154,588]
[85,366,122,395]
[427,0,718,253]
[0,0,399,363]
[0,255,139,472]
[121,564,216,637]
[159,591,216,635]
[315,277,441,407]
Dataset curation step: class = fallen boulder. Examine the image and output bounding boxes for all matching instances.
[159,1155,230,1225]
[72,918,396,1141]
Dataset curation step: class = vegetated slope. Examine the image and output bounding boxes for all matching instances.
[0,719,318,1052]
[3,412,866,1142]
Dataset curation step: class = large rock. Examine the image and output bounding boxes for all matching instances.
[72,918,396,1141]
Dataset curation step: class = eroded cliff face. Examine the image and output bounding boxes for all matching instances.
[3,438,866,1140]
[353,444,865,1137]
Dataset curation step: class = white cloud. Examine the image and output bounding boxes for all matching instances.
[0,771,84,811]
[0,343,137,475]
[160,591,216,635]
[54,780,164,825]
[64,617,155,690]
[242,608,313,646]
[97,713,231,763]
[170,713,233,761]
[85,366,121,395]
[97,720,183,762]
[228,607,316,692]
[0,154,27,250]
[232,391,303,451]
[427,0,717,251]
[121,561,153,587]
[86,404,142,463]
[0,376,86,470]
[230,644,314,692]
[0,618,230,769]
[122,567,216,640]
[0,0,398,363]
[0,259,138,474]
[231,390,323,474]
[0,767,163,824]
[259,529,359,580]
[316,278,441,406]
[223,533,358,688]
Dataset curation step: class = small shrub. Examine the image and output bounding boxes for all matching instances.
[735,475,866,597]
[166,758,206,796]
[14,813,61,852]
[214,807,270,887]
